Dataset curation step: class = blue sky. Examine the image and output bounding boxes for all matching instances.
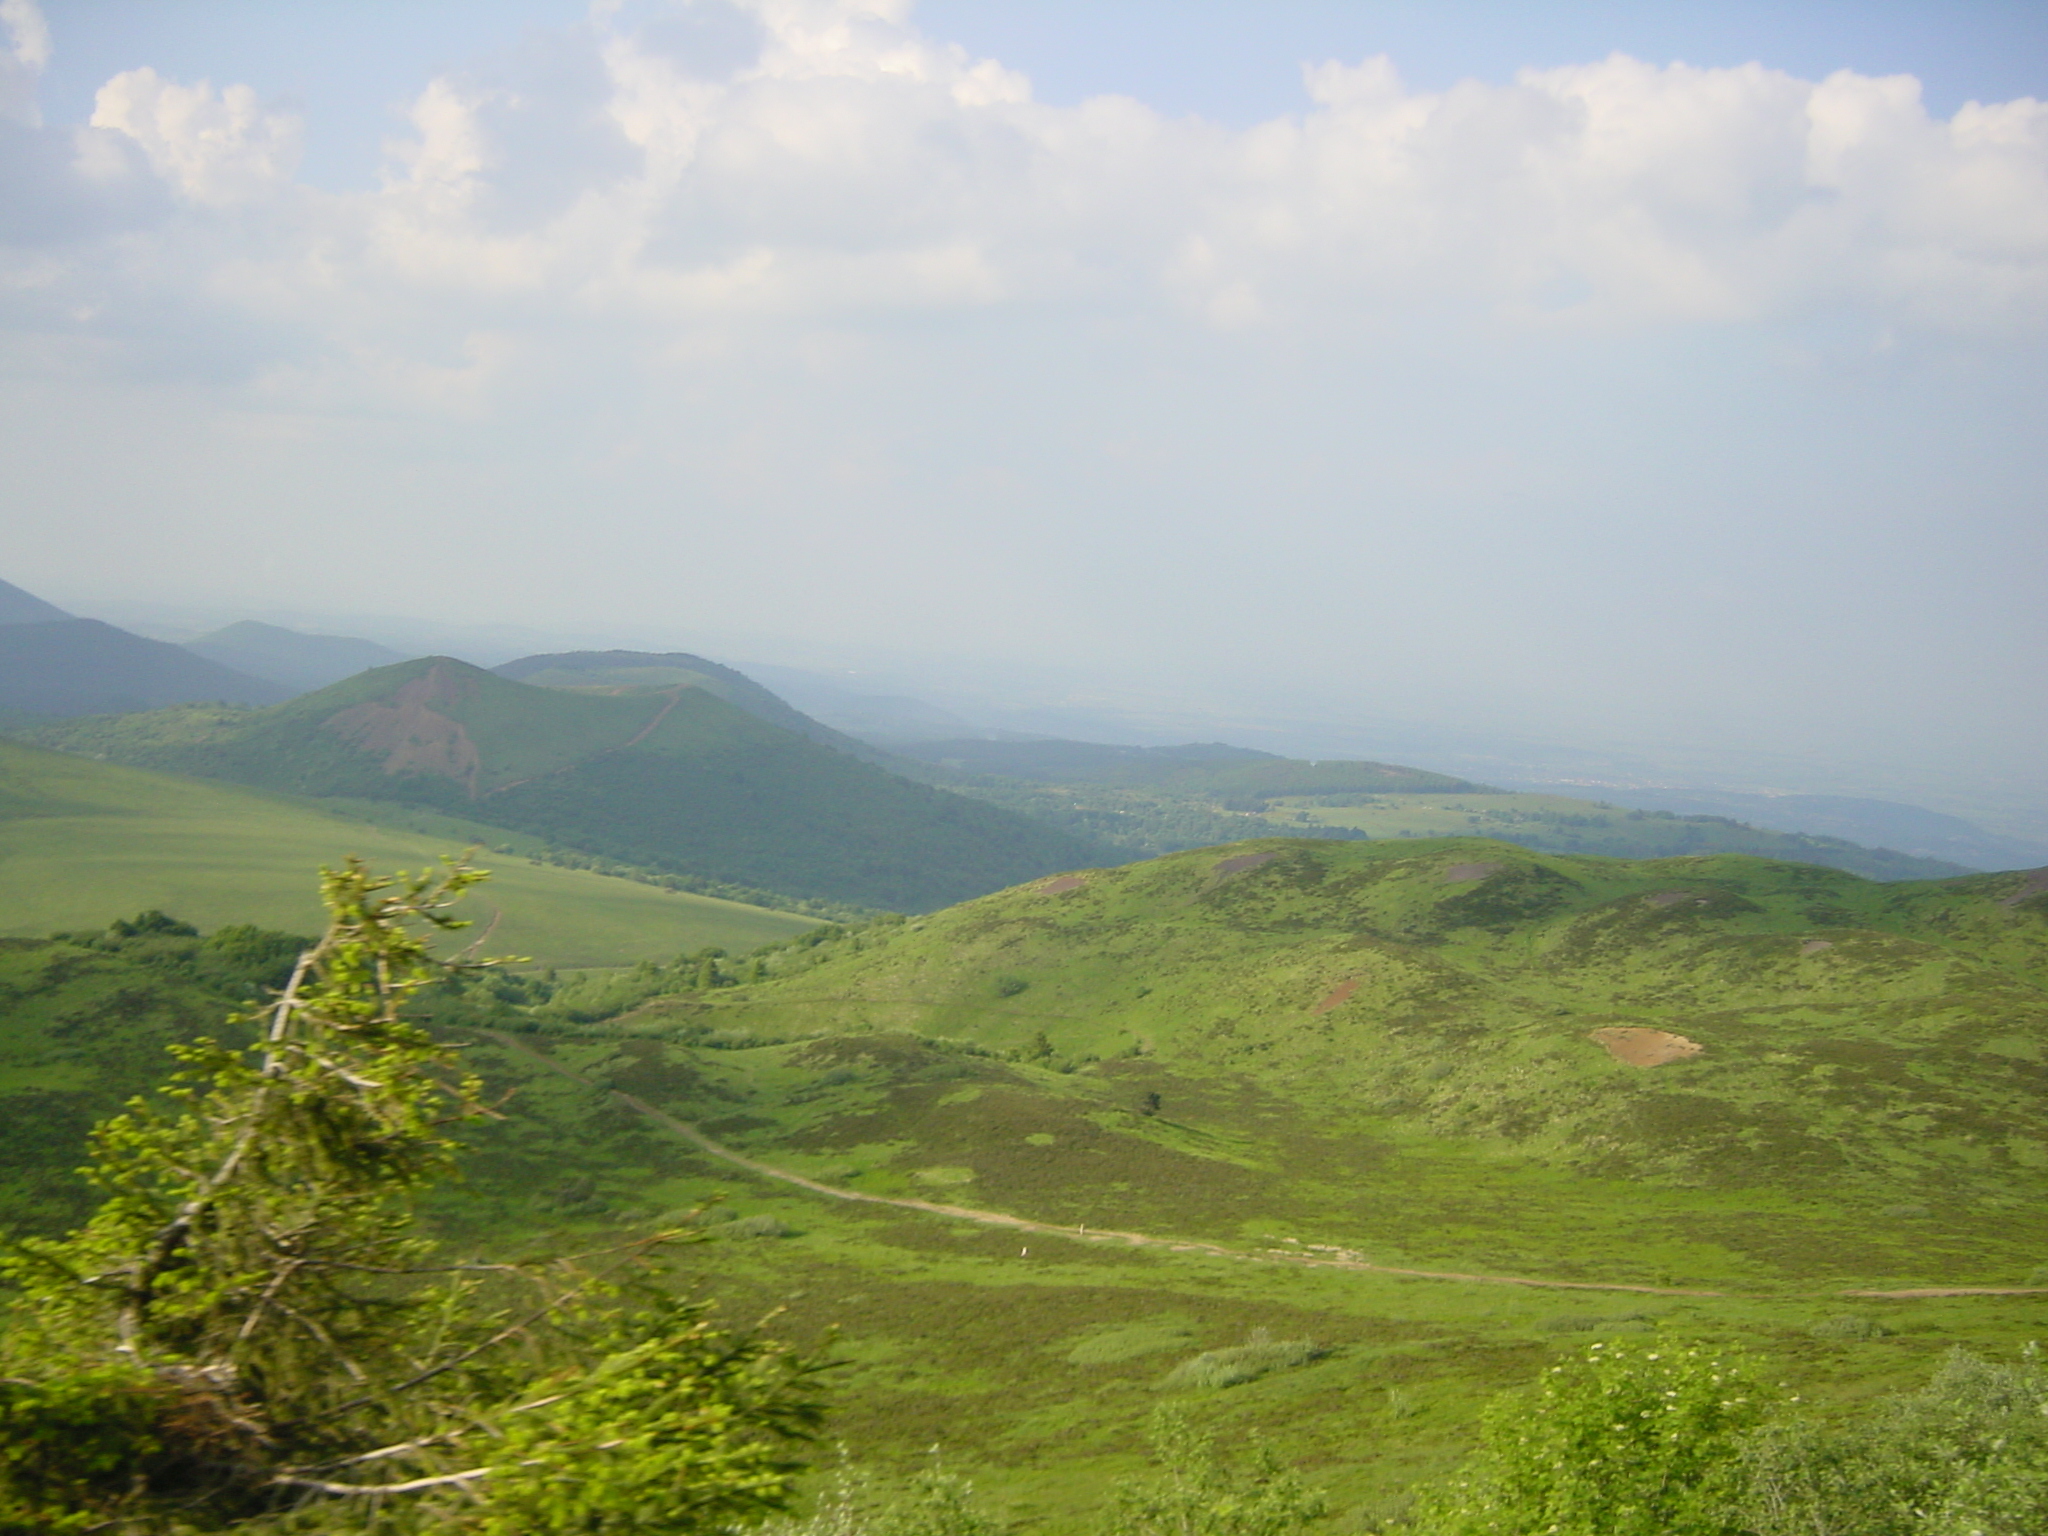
[4,1,2045,816]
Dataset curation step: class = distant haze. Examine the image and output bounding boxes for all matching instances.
[3,2,2043,819]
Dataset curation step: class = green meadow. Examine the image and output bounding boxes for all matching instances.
[0,738,817,965]
[4,824,2045,1527]
[382,836,2048,1526]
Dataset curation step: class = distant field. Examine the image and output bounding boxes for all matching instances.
[1260,791,1963,880]
[0,741,818,965]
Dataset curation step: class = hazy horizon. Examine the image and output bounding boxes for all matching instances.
[5,1,2044,825]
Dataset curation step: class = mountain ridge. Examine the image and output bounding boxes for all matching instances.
[13,657,1114,911]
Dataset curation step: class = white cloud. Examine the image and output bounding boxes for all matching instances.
[88,67,302,206]
[0,0,51,126]
[0,0,2035,403]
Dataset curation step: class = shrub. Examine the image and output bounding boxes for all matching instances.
[1105,1405,1325,1536]
[1406,1340,1772,1536]
[1808,1314,1888,1341]
[1740,1344,2048,1536]
[723,1214,795,1239]
[1161,1330,1325,1390]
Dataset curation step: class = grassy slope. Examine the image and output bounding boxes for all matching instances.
[7,837,2045,1525]
[19,659,1111,912]
[401,838,2048,1526]
[0,738,816,965]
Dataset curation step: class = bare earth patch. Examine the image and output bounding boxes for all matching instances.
[322,662,482,796]
[1590,1027,1704,1067]
[1039,875,1088,895]
[1212,851,1280,877]
[2000,867,2048,908]
[1312,978,1360,1015]
[1441,862,1503,883]
[1648,890,1711,908]
[1801,940,1835,955]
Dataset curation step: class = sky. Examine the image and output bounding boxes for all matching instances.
[3,0,2044,815]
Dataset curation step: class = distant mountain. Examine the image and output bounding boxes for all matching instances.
[730,662,989,742]
[0,577,72,625]
[0,619,291,716]
[891,736,1484,801]
[182,620,412,694]
[24,657,1109,912]
[1503,784,2048,874]
[492,649,890,762]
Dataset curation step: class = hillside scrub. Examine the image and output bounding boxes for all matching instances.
[0,858,824,1533]
[1403,1340,2048,1536]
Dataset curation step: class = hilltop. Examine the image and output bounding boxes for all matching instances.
[0,576,72,625]
[16,657,1110,912]
[495,648,887,761]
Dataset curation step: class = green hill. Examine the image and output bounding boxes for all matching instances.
[0,737,816,964]
[15,658,1111,912]
[494,648,889,762]
[539,838,2048,1260]
[396,837,2048,1522]
[11,838,2048,1525]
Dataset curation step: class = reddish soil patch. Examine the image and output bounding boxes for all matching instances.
[1441,862,1502,884]
[1212,851,1280,877]
[1800,940,1835,955]
[1038,876,1088,895]
[1999,867,2048,909]
[1648,890,1710,908]
[1312,979,1360,1015]
[1590,1027,1704,1067]
[323,663,482,797]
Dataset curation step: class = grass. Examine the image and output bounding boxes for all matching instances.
[9,832,2047,1528]
[0,738,818,965]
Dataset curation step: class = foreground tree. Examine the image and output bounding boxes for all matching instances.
[0,858,823,1534]
[1405,1340,1770,1536]
[1740,1343,2048,1536]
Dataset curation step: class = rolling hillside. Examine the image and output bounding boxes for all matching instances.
[0,737,816,964]
[15,658,1111,911]
[418,837,2048,1522]
[10,836,2048,1524]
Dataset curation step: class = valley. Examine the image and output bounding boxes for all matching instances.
[1,577,2044,1530]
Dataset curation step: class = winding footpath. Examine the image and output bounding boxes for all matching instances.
[486,1032,2047,1303]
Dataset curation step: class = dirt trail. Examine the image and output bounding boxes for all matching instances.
[486,1033,2047,1304]
[489,1032,1721,1297]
